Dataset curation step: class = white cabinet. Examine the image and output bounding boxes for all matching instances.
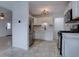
[34,16,54,41]
[62,33,79,57]
[65,1,79,19]
[72,1,79,19]
[34,16,53,25]
[78,2,79,17]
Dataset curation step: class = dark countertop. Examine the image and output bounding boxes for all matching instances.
[58,31,79,34]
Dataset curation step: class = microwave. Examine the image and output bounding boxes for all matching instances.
[71,24,79,32]
[64,9,72,23]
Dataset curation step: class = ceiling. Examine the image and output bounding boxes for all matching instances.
[29,1,69,17]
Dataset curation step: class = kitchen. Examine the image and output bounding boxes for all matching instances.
[29,1,79,57]
[0,1,79,57]
[58,1,79,57]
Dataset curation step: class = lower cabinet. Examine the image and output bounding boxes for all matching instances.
[62,33,79,57]
[29,33,34,46]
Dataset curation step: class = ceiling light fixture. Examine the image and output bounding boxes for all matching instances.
[0,13,5,19]
[41,9,48,16]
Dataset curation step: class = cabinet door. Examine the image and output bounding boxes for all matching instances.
[65,37,79,57]
[77,1,79,17]
[72,1,78,19]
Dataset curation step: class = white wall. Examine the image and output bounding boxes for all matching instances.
[0,2,13,11]
[0,1,29,50]
[0,7,12,37]
[12,2,29,50]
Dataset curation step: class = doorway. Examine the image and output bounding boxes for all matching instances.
[0,7,12,52]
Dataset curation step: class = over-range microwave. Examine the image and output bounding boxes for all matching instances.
[64,9,72,23]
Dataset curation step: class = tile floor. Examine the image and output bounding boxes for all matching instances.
[0,36,60,57]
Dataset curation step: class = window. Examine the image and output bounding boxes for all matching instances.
[7,23,11,29]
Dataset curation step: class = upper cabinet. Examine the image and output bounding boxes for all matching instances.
[64,1,79,23]
[72,1,78,19]
[78,2,79,18]
[34,16,53,26]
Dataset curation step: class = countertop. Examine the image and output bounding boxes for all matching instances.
[58,31,79,34]
[62,33,79,38]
